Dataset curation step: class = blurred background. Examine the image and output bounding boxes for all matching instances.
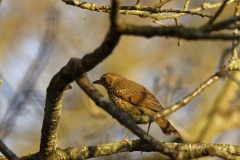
[0,0,240,159]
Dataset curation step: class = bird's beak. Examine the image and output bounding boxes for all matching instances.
[93,80,102,84]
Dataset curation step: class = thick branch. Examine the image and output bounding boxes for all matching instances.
[118,23,240,40]
[1,140,239,159]
[39,0,121,158]
[62,140,239,159]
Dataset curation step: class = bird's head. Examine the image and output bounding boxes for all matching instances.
[93,73,119,89]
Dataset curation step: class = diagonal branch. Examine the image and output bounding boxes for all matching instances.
[0,139,19,160]
[39,0,240,159]
[131,72,222,125]
[39,0,121,158]
[75,73,176,158]
[206,0,228,25]
[183,0,191,11]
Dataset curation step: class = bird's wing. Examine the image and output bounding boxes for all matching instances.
[113,80,164,112]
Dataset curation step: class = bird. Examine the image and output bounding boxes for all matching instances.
[93,73,181,142]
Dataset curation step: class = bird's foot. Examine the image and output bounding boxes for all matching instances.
[121,137,131,145]
[114,137,131,145]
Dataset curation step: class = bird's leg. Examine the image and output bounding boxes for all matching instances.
[122,130,131,144]
[147,122,151,134]
[141,123,151,154]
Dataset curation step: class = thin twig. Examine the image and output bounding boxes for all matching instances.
[207,0,228,25]
[153,20,168,26]
[174,18,182,46]
[62,0,222,20]
[0,139,19,160]
[134,0,140,7]
[163,0,234,20]
[225,1,240,71]
[183,0,191,11]
[131,72,222,125]
[231,0,240,59]
[151,0,172,8]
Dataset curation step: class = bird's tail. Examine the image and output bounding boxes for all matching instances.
[155,118,181,137]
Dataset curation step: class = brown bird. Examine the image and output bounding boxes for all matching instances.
[93,73,181,142]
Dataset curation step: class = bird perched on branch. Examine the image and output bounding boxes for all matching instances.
[93,73,181,142]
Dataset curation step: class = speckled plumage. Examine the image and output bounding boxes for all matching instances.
[93,73,180,137]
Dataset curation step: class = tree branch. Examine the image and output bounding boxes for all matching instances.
[206,0,228,25]
[118,23,240,40]
[36,0,240,159]
[0,139,19,160]
[39,0,121,158]
[1,140,239,159]
[75,73,176,158]
[128,72,222,125]
[62,0,227,20]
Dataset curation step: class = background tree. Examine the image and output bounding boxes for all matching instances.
[0,0,240,159]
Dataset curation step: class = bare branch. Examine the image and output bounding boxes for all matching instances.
[135,0,140,7]
[231,0,240,58]
[60,140,239,159]
[110,0,120,28]
[204,16,240,31]
[207,0,228,25]
[151,0,172,8]
[1,140,239,159]
[75,73,176,158]
[174,18,182,46]
[62,0,223,19]
[159,8,212,18]
[0,139,19,160]
[131,72,222,125]
[119,23,240,40]
[183,0,191,11]
[39,0,122,157]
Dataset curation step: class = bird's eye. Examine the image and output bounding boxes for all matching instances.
[102,76,106,82]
